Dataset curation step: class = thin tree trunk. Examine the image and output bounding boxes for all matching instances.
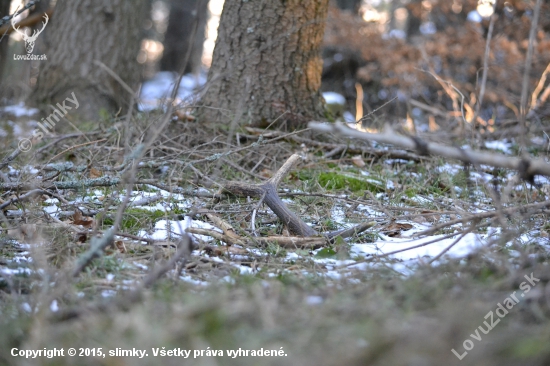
[200,0,329,130]
[31,0,146,121]
[0,0,11,87]
[160,0,208,75]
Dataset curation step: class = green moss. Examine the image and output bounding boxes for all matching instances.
[510,338,549,358]
[315,247,337,258]
[404,188,416,198]
[265,242,287,257]
[318,172,385,193]
[102,208,184,232]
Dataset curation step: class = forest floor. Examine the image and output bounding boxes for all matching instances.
[1,91,550,366]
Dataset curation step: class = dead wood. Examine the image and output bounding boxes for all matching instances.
[0,177,121,192]
[244,127,422,161]
[309,122,550,181]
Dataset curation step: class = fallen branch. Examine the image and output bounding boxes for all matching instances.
[187,227,328,249]
[414,198,550,238]
[0,177,121,192]
[188,222,377,250]
[244,127,422,161]
[0,148,22,171]
[0,1,47,28]
[340,227,478,268]
[308,122,550,180]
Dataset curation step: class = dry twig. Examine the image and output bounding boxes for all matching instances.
[308,122,550,180]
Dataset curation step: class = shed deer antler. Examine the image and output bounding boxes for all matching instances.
[11,13,48,53]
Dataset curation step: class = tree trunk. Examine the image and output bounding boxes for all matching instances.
[200,0,329,130]
[31,0,146,121]
[0,0,11,87]
[335,0,361,14]
[160,0,208,75]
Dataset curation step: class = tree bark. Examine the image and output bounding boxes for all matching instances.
[335,0,361,13]
[160,0,208,75]
[200,0,329,130]
[0,0,11,87]
[31,0,146,121]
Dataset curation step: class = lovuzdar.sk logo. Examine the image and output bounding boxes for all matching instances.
[12,13,48,61]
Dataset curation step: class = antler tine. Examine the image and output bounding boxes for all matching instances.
[11,15,29,38]
[27,13,48,41]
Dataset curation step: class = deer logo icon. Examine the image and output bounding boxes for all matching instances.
[12,13,48,54]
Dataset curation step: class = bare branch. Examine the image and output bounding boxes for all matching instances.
[308,122,550,180]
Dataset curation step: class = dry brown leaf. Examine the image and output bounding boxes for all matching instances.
[89,167,102,178]
[260,169,273,178]
[206,246,249,256]
[72,210,95,228]
[76,232,88,243]
[115,240,126,253]
[383,222,413,237]
[174,109,196,121]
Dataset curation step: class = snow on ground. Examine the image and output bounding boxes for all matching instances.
[0,102,39,117]
[1,91,548,284]
[138,72,206,111]
[352,230,483,262]
[0,177,546,285]
[485,140,513,154]
[322,92,346,106]
[137,217,221,243]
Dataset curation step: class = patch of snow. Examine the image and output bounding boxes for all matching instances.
[306,295,324,305]
[237,265,254,274]
[385,159,409,165]
[322,92,346,105]
[352,231,484,262]
[343,111,356,123]
[44,198,59,205]
[21,302,32,313]
[467,10,483,22]
[179,275,209,286]
[386,29,406,39]
[101,290,117,298]
[0,102,39,117]
[420,22,436,35]
[437,163,461,175]
[325,271,342,280]
[285,252,301,261]
[485,140,512,154]
[43,205,59,215]
[139,72,206,111]
[133,262,148,270]
[1,266,33,276]
[531,136,546,145]
[138,218,220,242]
[50,300,59,312]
